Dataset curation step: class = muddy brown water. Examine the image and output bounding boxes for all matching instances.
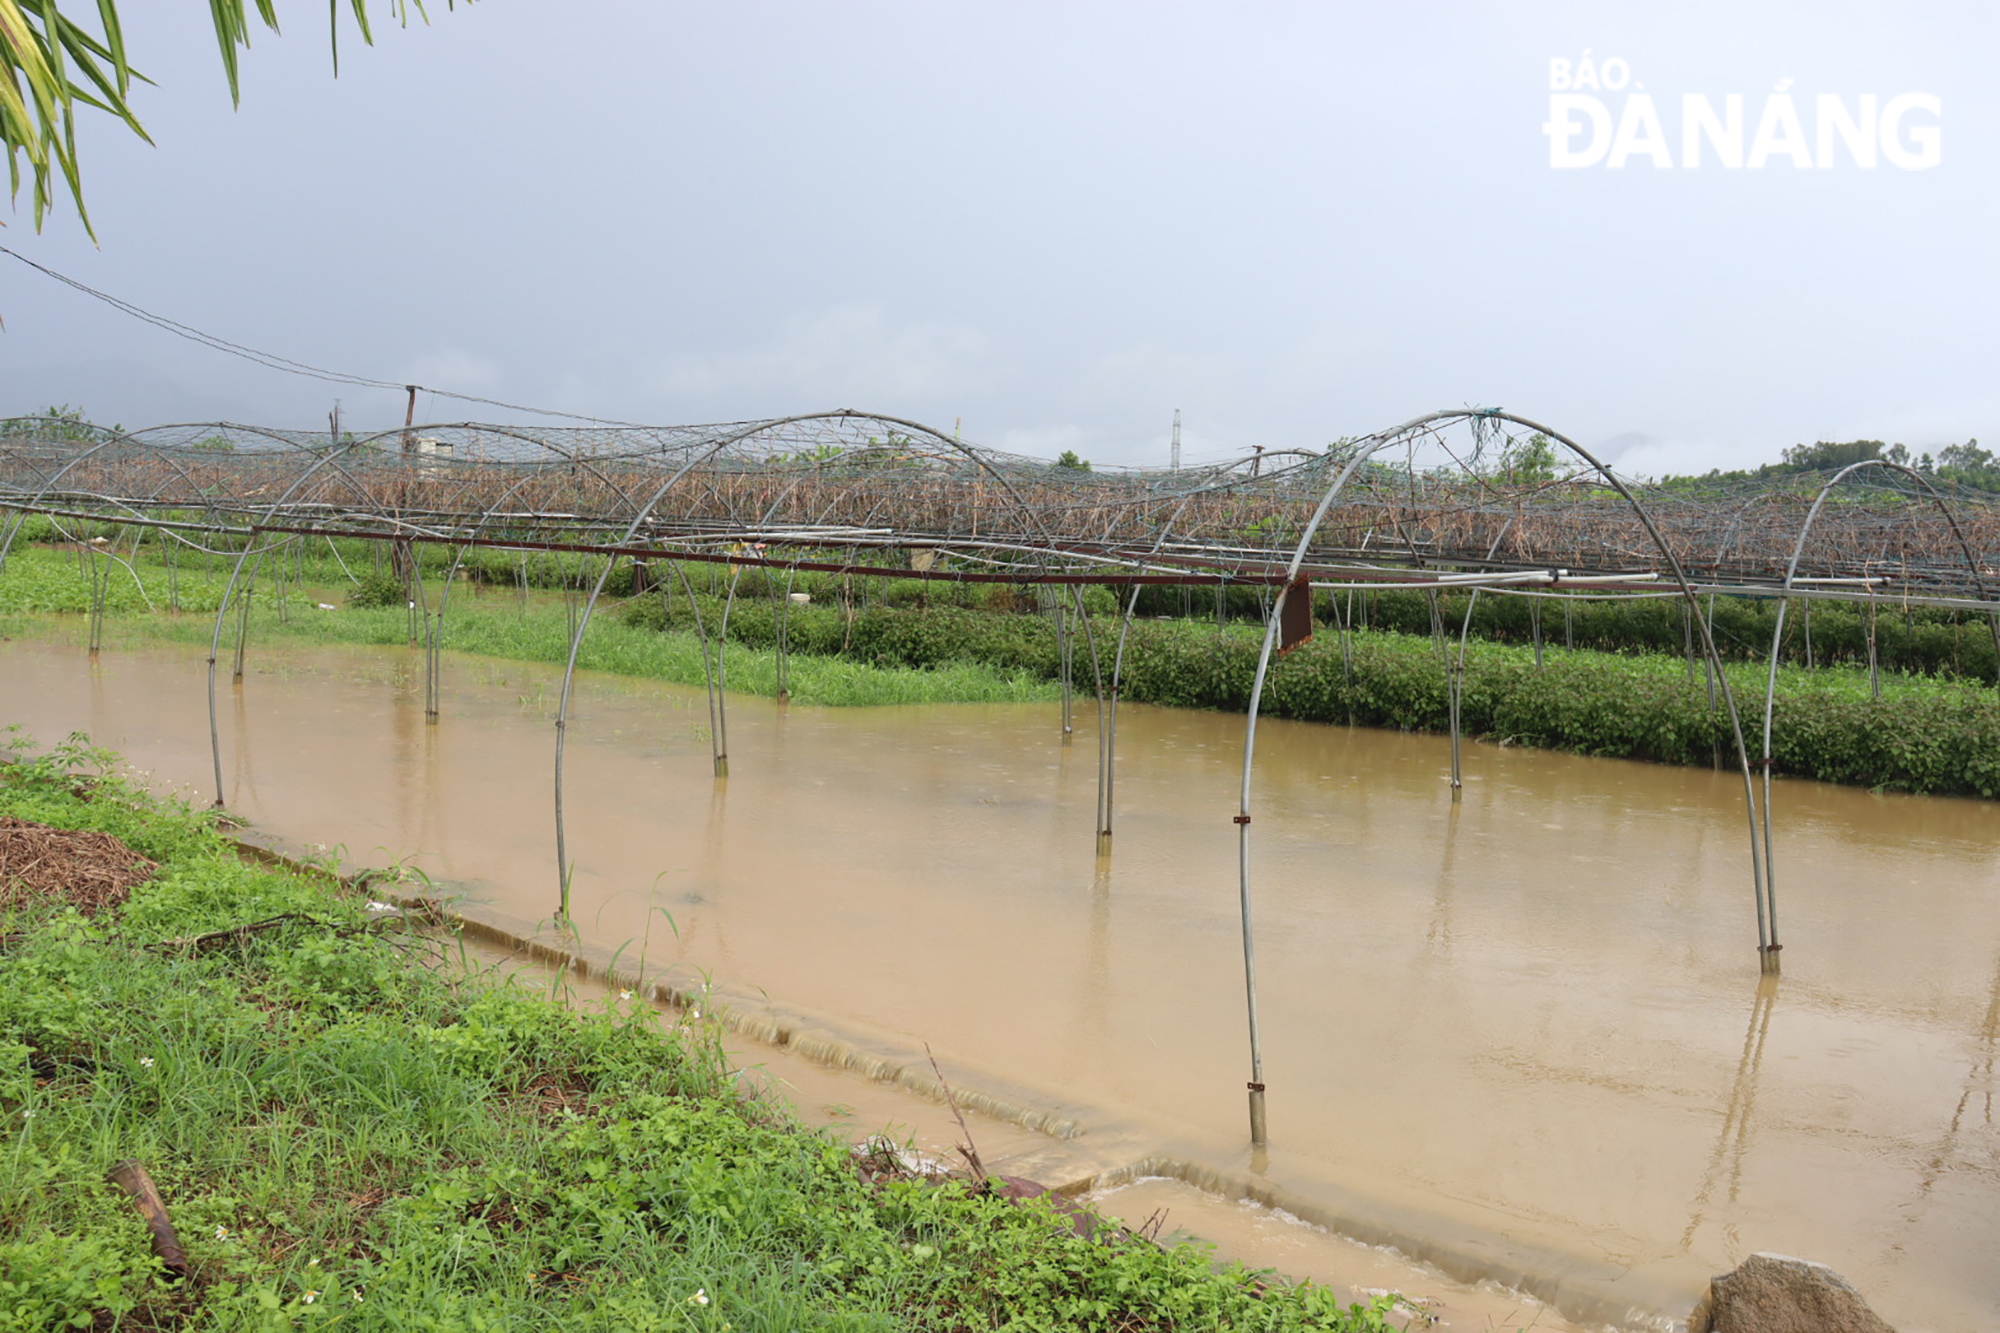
[5,635,1997,1331]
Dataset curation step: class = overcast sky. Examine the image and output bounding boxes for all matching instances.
[2,1,1993,474]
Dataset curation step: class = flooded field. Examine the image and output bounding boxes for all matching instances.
[5,634,1997,1330]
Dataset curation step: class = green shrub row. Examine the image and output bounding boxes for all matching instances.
[624,595,2000,797]
[1323,586,2000,683]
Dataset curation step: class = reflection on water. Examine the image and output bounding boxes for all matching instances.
[6,634,1999,1331]
[1681,976,1779,1257]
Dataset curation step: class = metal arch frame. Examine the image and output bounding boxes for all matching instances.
[0,427,206,570]
[413,425,669,725]
[335,420,654,526]
[2,409,1993,990]
[201,427,416,807]
[0,430,221,595]
[1099,451,1345,855]
[1230,408,1773,1147]
[1754,458,2000,960]
[548,408,1115,921]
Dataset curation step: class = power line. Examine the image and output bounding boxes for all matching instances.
[1,245,644,427]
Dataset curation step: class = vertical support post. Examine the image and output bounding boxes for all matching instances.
[272,535,289,626]
[564,554,579,647]
[1238,795,1267,1146]
[86,536,108,654]
[207,539,261,809]
[672,565,728,778]
[1234,574,1289,1150]
[1448,587,1483,802]
[1446,660,1463,800]
[417,543,465,726]
[713,564,742,777]
[1684,597,1697,685]
[1340,590,1355,684]
[1755,598,1790,976]
[1054,586,1074,739]
[1067,584,1112,857]
[1867,592,1881,700]
[1703,595,1719,709]
[398,538,420,647]
[772,568,795,703]
[231,551,259,682]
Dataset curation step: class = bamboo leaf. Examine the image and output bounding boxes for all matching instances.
[53,13,146,137]
[4,0,472,237]
[206,0,243,107]
[91,0,122,92]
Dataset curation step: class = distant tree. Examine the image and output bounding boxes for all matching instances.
[1055,450,1092,472]
[1777,440,1888,472]
[1935,438,2000,493]
[1654,437,2000,493]
[1497,432,1559,486]
[3,403,120,440]
[1936,438,1992,473]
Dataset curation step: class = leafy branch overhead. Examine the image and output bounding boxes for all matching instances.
[0,1,466,237]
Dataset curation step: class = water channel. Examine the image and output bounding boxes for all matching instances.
[4,633,1996,1331]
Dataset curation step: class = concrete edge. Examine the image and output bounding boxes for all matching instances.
[1077,1154,1688,1333]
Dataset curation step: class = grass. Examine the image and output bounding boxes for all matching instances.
[0,730,1398,1331]
[0,543,1058,709]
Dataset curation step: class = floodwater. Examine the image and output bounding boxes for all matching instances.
[5,633,1998,1331]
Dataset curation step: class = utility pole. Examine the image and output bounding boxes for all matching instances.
[1170,408,1182,472]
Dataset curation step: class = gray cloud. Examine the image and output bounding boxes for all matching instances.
[2,1,1992,475]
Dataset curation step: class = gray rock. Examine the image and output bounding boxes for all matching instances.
[1689,1253,1895,1333]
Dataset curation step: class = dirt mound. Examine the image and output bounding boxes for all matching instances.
[0,817,156,916]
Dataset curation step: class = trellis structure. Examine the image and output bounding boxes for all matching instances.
[5,406,1998,1147]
